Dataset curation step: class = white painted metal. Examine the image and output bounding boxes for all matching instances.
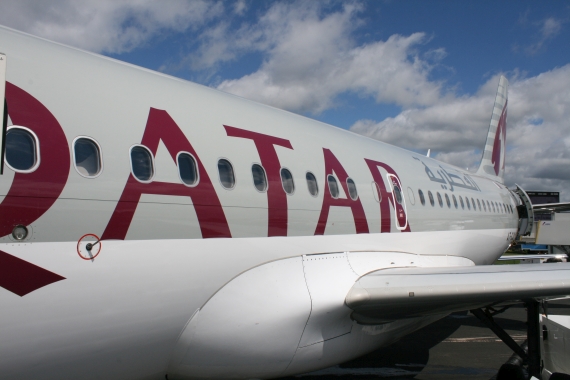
[541,314,570,377]
[536,221,570,245]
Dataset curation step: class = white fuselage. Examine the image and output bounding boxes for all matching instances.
[0,26,518,379]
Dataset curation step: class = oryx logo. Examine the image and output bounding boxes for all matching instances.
[491,101,507,176]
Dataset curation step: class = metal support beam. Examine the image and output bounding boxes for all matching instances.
[526,300,541,379]
[471,308,528,361]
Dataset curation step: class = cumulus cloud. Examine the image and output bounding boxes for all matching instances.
[215,2,444,114]
[351,66,570,201]
[0,0,221,54]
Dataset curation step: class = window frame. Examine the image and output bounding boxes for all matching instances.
[217,158,236,190]
[280,167,295,195]
[177,151,200,187]
[251,163,268,193]
[129,144,155,183]
[328,174,340,199]
[72,136,103,179]
[305,171,319,197]
[428,191,435,206]
[437,192,443,207]
[346,177,358,200]
[4,126,41,174]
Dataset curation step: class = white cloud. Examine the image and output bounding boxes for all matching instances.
[525,17,564,55]
[350,66,570,201]
[0,0,222,54]
[215,2,444,114]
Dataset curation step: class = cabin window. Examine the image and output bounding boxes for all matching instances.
[444,193,451,208]
[477,199,482,211]
[393,184,403,204]
[437,192,443,207]
[428,191,435,206]
[452,194,458,208]
[130,145,154,182]
[73,137,102,177]
[328,175,339,198]
[281,168,295,194]
[483,200,487,212]
[347,178,358,200]
[486,200,491,212]
[5,127,39,172]
[218,159,235,189]
[251,164,267,192]
[418,189,425,206]
[177,153,199,186]
[306,172,319,196]
[471,198,476,211]
[504,203,507,213]
[459,195,464,209]
[492,202,496,213]
[466,196,471,210]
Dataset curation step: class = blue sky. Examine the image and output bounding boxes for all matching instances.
[1,0,569,200]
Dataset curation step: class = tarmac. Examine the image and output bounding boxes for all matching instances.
[285,299,570,380]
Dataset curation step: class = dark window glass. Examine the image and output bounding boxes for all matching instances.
[471,198,476,211]
[251,164,267,192]
[178,153,198,185]
[74,138,101,177]
[347,178,358,200]
[437,192,443,207]
[393,185,403,204]
[492,202,496,213]
[428,191,435,206]
[306,172,318,196]
[459,195,464,209]
[130,146,153,181]
[419,189,425,206]
[466,196,471,210]
[445,193,451,208]
[452,194,458,208]
[483,200,487,212]
[328,175,339,198]
[477,199,482,211]
[218,159,235,189]
[281,168,294,194]
[5,128,37,171]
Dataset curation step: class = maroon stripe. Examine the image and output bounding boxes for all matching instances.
[0,250,65,296]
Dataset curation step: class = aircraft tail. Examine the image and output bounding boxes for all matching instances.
[476,75,508,182]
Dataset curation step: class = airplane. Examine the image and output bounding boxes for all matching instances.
[1,25,569,380]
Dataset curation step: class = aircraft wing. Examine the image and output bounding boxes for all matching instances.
[533,202,570,213]
[346,263,570,324]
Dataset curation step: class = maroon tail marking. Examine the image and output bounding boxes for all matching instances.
[0,250,65,296]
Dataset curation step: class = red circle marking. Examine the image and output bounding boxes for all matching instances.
[77,233,102,260]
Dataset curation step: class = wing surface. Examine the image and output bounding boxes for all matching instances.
[346,263,570,324]
[533,202,570,213]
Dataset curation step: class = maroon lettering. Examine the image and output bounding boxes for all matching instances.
[0,250,65,296]
[102,109,231,239]
[224,125,293,237]
[314,149,369,235]
[364,159,411,232]
[0,83,70,237]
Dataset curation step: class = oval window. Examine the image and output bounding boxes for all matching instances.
[445,193,451,208]
[418,189,425,206]
[466,196,471,210]
[281,168,294,194]
[437,192,443,207]
[483,200,487,212]
[252,164,267,192]
[477,199,482,211]
[452,194,458,208]
[328,175,339,198]
[306,172,319,197]
[428,191,435,206]
[471,198,476,211]
[5,127,39,172]
[459,195,464,209]
[178,153,198,186]
[218,159,235,189]
[347,178,358,200]
[74,137,102,177]
[486,200,491,212]
[130,145,154,182]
